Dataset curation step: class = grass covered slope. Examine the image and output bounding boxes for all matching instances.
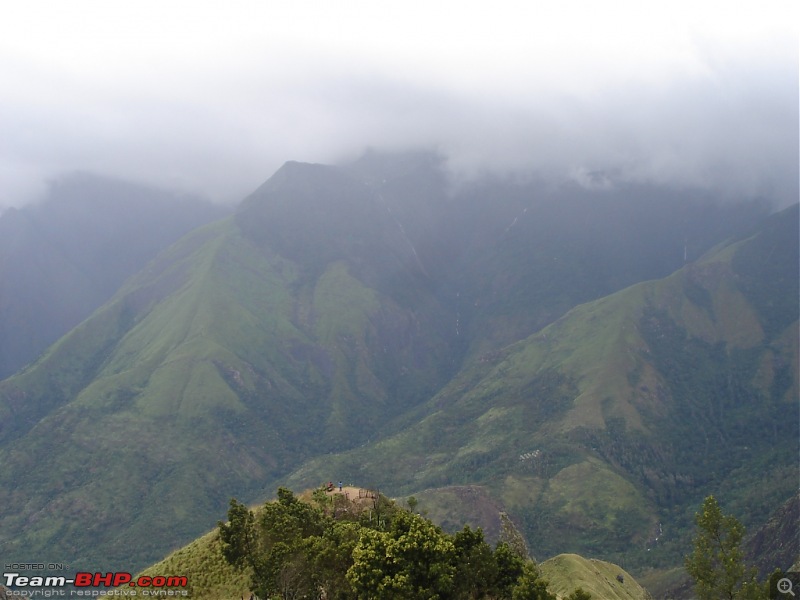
[282,204,798,569]
[540,554,650,600]
[137,529,252,600]
[0,152,793,576]
[0,209,456,570]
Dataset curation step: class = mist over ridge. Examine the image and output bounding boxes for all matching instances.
[1,2,797,209]
[0,171,228,378]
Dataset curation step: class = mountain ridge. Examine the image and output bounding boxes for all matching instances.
[0,154,794,576]
[0,172,228,379]
[277,201,798,567]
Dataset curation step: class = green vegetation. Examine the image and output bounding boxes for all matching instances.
[0,155,795,581]
[277,204,797,574]
[539,554,650,600]
[137,530,252,599]
[216,486,559,600]
[142,485,657,599]
[684,496,775,600]
[0,217,455,570]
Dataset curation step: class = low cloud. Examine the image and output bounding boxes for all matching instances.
[0,2,796,208]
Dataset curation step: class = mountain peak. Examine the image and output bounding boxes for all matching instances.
[242,161,345,205]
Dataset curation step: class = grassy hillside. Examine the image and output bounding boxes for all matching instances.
[0,212,455,569]
[137,529,252,600]
[540,554,651,600]
[0,154,792,577]
[281,204,798,570]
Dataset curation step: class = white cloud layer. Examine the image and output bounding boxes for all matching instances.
[1,0,797,206]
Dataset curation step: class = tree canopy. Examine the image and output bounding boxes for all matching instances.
[684,496,774,600]
[218,486,566,600]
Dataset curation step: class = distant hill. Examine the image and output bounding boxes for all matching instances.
[412,485,506,544]
[0,152,793,577]
[0,161,458,569]
[0,172,228,378]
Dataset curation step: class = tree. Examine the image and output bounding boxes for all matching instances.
[306,521,360,600]
[347,511,456,599]
[250,488,327,599]
[219,490,330,599]
[510,562,555,600]
[218,487,551,600]
[217,498,256,569]
[494,543,526,599]
[684,495,762,600]
[312,485,332,511]
[452,525,498,599]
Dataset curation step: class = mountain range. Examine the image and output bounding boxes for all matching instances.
[0,152,795,581]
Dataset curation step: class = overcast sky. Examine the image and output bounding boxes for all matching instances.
[1,0,797,208]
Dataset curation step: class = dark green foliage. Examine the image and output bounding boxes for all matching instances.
[635,306,799,559]
[494,543,527,599]
[520,369,579,420]
[511,562,556,600]
[452,526,499,599]
[217,498,256,569]
[251,488,328,598]
[218,488,555,600]
[305,521,361,600]
[349,510,457,599]
[682,275,715,314]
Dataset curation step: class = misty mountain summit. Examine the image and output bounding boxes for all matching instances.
[0,172,228,379]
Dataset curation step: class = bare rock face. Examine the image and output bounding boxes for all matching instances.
[745,492,800,578]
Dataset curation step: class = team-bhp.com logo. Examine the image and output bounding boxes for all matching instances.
[4,572,189,597]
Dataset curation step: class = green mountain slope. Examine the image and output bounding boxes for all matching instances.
[0,216,455,568]
[0,173,228,379]
[281,203,799,569]
[137,529,251,600]
[0,154,792,575]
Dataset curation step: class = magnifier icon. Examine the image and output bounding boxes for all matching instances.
[778,578,795,596]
